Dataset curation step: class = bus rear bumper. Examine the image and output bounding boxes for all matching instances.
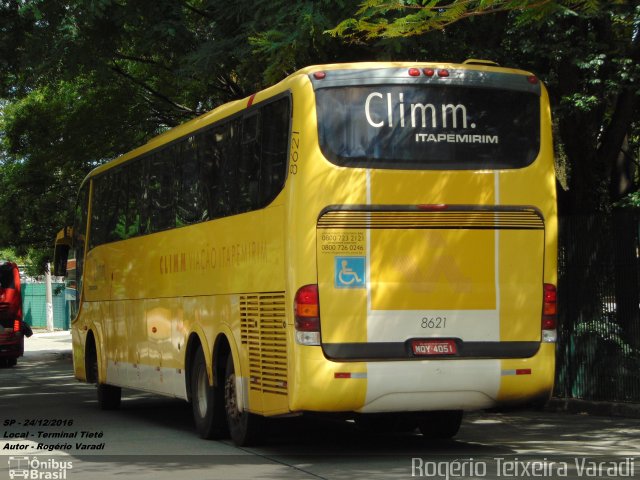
[289,343,555,413]
[359,359,500,413]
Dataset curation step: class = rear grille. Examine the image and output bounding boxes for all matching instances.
[318,207,544,230]
[240,293,288,396]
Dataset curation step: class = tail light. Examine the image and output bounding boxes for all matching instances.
[542,283,557,343]
[13,319,20,333]
[294,285,320,345]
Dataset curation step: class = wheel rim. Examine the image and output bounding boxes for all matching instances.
[225,371,241,423]
[196,365,209,418]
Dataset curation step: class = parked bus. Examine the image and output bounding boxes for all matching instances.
[54,60,557,445]
[0,261,26,367]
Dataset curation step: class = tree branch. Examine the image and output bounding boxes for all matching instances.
[114,53,173,72]
[181,1,215,20]
[109,63,197,116]
[335,0,556,38]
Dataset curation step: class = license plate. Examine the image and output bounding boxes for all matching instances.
[411,339,457,356]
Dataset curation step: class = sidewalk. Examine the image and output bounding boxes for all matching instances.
[23,329,72,359]
[548,396,640,419]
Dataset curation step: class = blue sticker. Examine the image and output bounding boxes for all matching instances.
[335,256,366,289]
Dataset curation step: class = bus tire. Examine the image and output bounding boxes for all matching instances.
[224,353,263,446]
[87,340,121,410]
[6,357,17,367]
[97,383,121,410]
[417,410,463,439]
[355,413,417,433]
[190,346,227,439]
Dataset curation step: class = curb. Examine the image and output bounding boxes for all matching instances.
[23,350,72,360]
[547,398,640,419]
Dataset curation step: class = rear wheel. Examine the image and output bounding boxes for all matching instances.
[417,410,463,439]
[6,357,17,367]
[190,346,227,439]
[355,413,417,433]
[87,339,121,410]
[97,383,121,410]
[224,353,263,446]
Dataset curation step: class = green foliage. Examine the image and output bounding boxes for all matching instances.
[0,247,25,264]
[0,246,47,277]
[0,75,154,257]
[0,0,379,273]
[328,0,605,39]
[332,1,640,213]
[615,191,640,208]
[0,0,639,274]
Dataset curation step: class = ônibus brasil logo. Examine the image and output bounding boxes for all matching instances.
[8,457,73,479]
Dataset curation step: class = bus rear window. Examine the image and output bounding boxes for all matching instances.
[0,265,15,289]
[315,85,540,170]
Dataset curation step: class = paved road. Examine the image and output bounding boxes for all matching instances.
[0,333,639,479]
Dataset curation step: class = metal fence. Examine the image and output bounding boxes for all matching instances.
[555,210,640,402]
[21,282,70,330]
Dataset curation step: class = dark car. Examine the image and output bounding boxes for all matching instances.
[0,261,30,367]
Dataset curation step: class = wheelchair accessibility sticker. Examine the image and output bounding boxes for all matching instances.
[335,256,366,289]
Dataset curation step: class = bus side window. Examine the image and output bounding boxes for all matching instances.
[72,183,89,315]
[123,160,143,238]
[90,175,111,249]
[109,169,130,241]
[239,112,261,212]
[139,156,152,235]
[211,120,241,218]
[259,97,290,205]
[148,147,177,233]
[208,125,228,218]
[199,130,217,221]
[176,136,206,226]
[91,170,127,245]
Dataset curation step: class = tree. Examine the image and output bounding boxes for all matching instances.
[1,0,638,274]
[329,0,602,39]
[331,1,640,213]
[0,0,375,271]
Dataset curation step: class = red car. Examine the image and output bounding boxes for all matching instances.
[0,261,28,367]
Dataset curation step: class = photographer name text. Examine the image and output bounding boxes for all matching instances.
[412,457,636,478]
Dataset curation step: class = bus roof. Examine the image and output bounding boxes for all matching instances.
[81,60,535,186]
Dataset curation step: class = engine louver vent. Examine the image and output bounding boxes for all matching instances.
[240,293,287,396]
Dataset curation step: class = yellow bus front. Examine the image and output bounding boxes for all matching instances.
[284,63,557,416]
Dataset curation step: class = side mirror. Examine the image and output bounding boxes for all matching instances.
[53,226,72,277]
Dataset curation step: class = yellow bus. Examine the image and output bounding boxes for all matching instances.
[54,60,557,446]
